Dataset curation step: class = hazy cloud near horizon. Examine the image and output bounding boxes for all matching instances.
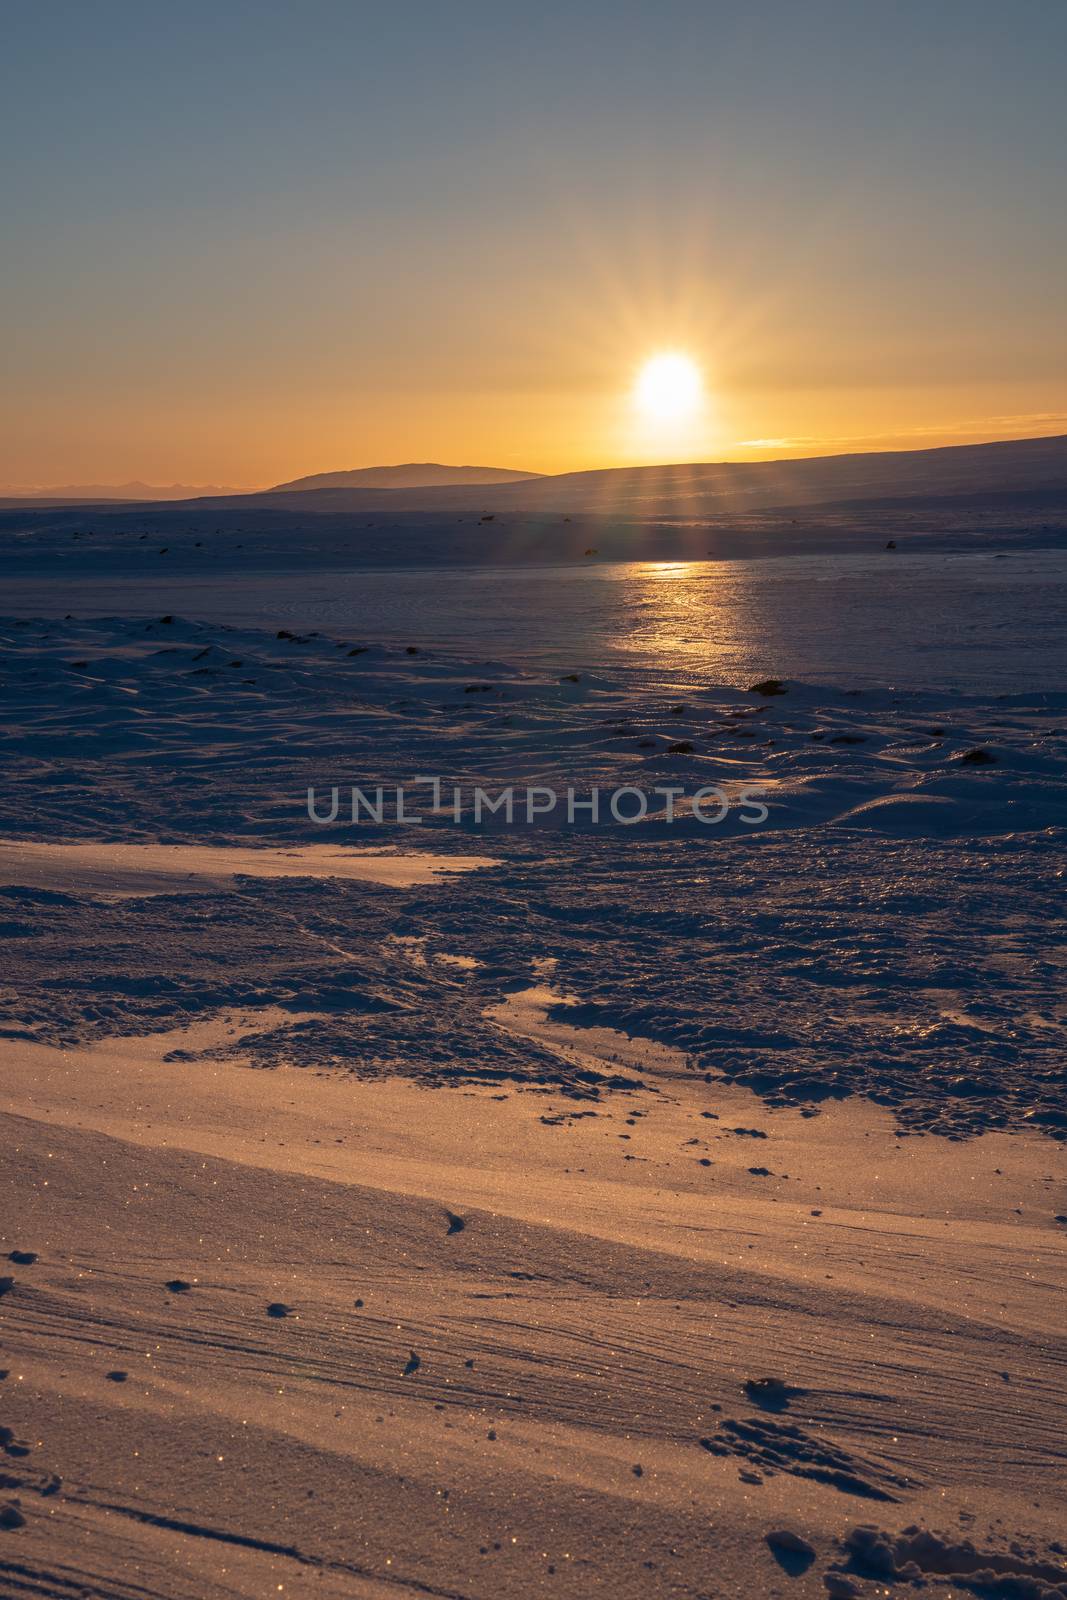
[2,0,1065,485]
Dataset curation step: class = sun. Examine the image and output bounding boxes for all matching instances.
[634,352,703,422]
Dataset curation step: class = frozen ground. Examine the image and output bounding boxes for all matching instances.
[3,1017,1066,1599]
[1,605,1064,1138]
[1,551,1065,1597]
[3,544,1067,693]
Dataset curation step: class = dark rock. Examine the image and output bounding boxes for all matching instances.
[766,1528,817,1574]
[744,1376,805,1411]
[767,1529,815,1557]
[958,747,996,764]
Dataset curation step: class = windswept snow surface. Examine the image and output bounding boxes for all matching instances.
[0,839,497,892]
[1,552,1065,1598]
[1,605,1064,1138]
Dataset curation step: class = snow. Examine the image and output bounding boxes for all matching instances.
[0,546,1064,1598]
[0,838,497,892]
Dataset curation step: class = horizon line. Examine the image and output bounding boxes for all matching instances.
[5,420,1067,501]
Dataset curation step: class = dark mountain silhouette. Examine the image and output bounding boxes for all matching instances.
[186,434,1067,518]
[10,437,1067,519]
[269,463,541,492]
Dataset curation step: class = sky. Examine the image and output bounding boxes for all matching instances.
[2,0,1066,488]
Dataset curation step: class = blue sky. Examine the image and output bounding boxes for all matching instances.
[3,1,1066,483]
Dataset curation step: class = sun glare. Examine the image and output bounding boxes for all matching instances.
[634,352,703,423]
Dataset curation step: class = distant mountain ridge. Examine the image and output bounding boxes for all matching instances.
[269,463,541,492]
[6,435,1067,523]
[0,480,241,501]
[198,433,1067,518]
